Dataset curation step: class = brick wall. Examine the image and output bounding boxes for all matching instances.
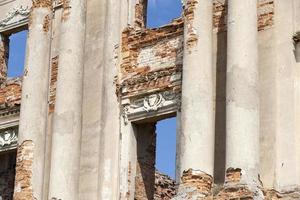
[212,0,274,32]
[0,35,8,82]
[154,171,176,200]
[0,78,21,113]
[119,18,183,100]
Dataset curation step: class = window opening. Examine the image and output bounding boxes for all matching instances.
[146,0,182,28]
[155,117,176,179]
[7,30,28,77]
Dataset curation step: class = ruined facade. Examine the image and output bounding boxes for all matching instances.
[0,0,300,199]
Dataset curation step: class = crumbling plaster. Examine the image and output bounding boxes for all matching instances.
[0,0,299,199]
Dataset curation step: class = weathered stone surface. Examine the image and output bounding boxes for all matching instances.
[0,0,299,199]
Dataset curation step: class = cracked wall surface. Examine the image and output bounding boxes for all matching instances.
[1,0,300,199]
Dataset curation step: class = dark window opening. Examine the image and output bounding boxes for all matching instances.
[146,0,182,28]
[7,30,28,78]
[0,150,17,200]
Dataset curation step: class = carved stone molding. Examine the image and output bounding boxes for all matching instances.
[122,90,181,123]
[0,126,18,152]
[0,6,30,32]
[53,0,63,8]
[293,32,300,44]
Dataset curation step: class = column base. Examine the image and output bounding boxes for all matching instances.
[172,169,213,200]
[214,168,264,200]
[263,189,300,200]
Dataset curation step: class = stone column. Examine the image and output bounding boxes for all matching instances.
[176,0,214,198]
[97,0,121,199]
[225,0,261,196]
[48,0,86,199]
[13,1,52,200]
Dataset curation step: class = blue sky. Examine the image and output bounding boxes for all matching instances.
[147,0,182,28]
[9,0,182,179]
[156,118,177,179]
[8,30,27,77]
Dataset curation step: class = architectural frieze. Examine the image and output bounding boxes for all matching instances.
[0,6,30,32]
[0,126,18,152]
[122,90,180,123]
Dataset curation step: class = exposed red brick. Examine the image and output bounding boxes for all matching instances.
[0,35,9,82]
[181,169,213,197]
[224,168,242,184]
[119,19,183,101]
[32,0,52,8]
[184,0,198,48]
[154,171,176,200]
[49,56,58,113]
[13,140,34,200]
[212,0,274,32]
[43,14,51,32]
[135,0,147,29]
[214,186,253,199]
[0,78,22,110]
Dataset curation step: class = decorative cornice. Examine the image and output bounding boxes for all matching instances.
[0,126,18,152]
[0,6,30,32]
[122,90,180,123]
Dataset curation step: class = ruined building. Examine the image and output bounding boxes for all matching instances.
[0,0,300,199]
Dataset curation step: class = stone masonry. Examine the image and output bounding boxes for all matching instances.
[0,0,299,199]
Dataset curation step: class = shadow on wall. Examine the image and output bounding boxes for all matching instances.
[214,4,227,184]
[135,123,157,199]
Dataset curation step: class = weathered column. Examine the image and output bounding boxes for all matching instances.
[13,1,52,200]
[176,0,214,198]
[225,0,262,197]
[97,0,121,199]
[48,0,86,199]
